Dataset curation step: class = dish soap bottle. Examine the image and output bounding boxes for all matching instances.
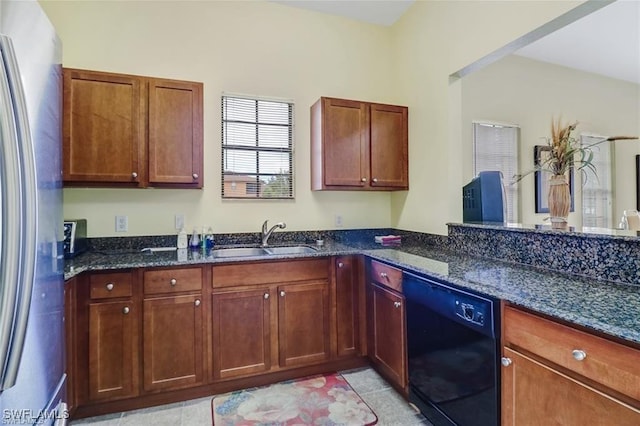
[189,228,200,250]
[177,227,188,249]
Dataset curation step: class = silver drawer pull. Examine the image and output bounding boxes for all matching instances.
[393,301,401,308]
[361,177,366,182]
[572,349,587,361]
[170,278,177,286]
[338,262,344,268]
[192,173,199,179]
[380,272,388,278]
[122,306,130,315]
[280,290,285,297]
[264,293,269,299]
[501,357,512,367]
[194,299,201,307]
[372,178,378,183]
[106,283,114,291]
[132,172,138,179]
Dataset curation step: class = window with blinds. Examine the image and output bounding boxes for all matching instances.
[221,95,294,199]
[581,134,613,228]
[472,122,519,223]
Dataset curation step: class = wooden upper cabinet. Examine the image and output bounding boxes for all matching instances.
[311,97,408,191]
[63,69,145,185]
[148,79,203,187]
[63,68,203,188]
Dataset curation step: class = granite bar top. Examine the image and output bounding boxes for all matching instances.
[65,239,640,347]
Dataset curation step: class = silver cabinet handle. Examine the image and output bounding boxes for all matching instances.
[280,290,285,297]
[393,301,401,308]
[380,272,388,278]
[338,262,344,268]
[132,172,138,179]
[192,173,198,179]
[122,306,130,314]
[572,349,587,361]
[264,293,269,299]
[106,283,114,291]
[501,357,512,367]
[372,178,378,183]
[361,177,366,182]
[170,278,177,286]
[194,299,201,307]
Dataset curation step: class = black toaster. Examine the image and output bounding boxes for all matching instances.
[63,219,88,258]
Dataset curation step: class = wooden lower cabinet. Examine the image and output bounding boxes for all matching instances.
[278,281,331,367]
[502,305,640,424]
[143,294,204,391]
[502,347,640,425]
[211,287,272,380]
[335,256,360,357]
[366,281,407,390]
[88,300,139,402]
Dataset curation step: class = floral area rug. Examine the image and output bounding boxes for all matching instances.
[211,373,378,426]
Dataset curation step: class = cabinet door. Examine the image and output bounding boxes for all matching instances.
[64,279,77,413]
[143,294,204,391]
[148,79,203,187]
[370,103,408,189]
[335,256,359,357]
[88,301,138,401]
[63,69,145,185]
[320,98,369,187]
[502,347,640,425]
[278,281,330,367]
[211,288,272,380]
[367,282,407,389]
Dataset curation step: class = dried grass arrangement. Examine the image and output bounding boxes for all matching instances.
[514,117,638,182]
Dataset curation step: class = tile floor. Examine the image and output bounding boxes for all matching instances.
[70,367,432,426]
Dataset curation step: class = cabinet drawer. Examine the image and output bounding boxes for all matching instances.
[504,306,640,401]
[212,258,329,288]
[144,267,202,295]
[369,260,402,292]
[90,272,132,299]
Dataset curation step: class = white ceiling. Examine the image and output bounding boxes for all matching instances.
[273,0,639,85]
[516,0,640,85]
[272,0,414,26]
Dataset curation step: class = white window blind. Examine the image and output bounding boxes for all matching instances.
[472,122,519,223]
[581,134,613,228]
[221,95,294,199]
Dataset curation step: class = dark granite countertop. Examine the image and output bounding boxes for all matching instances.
[65,240,640,346]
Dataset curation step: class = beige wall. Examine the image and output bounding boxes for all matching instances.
[461,55,640,227]
[41,0,586,237]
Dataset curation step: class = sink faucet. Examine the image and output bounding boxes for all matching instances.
[261,220,286,247]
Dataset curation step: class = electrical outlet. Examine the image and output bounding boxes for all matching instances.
[334,214,343,228]
[115,215,128,232]
[175,214,185,230]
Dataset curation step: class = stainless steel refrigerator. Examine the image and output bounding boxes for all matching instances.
[0,0,65,425]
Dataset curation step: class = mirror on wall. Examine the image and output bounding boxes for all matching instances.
[460,0,640,231]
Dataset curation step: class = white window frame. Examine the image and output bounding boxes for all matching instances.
[221,93,295,199]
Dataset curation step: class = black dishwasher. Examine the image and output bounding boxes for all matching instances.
[403,272,500,426]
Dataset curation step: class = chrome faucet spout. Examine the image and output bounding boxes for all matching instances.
[261,220,286,247]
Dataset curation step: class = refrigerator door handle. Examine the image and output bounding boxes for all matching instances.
[0,34,38,391]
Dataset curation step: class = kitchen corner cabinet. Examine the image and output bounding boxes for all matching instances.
[84,271,139,403]
[366,260,407,392]
[335,255,362,357]
[211,258,332,381]
[311,97,408,191]
[502,305,640,425]
[63,68,203,188]
[142,267,205,392]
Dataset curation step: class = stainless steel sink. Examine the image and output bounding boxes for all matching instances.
[263,246,317,255]
[211,245,318,258]
[210,247,268,258]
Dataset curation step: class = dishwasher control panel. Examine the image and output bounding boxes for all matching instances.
[455,299,486,326]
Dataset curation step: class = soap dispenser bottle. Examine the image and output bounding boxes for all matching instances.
[189,228,200,250]
[177,227,188,249]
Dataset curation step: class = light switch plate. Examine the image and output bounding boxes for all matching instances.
[115,215,128,232]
